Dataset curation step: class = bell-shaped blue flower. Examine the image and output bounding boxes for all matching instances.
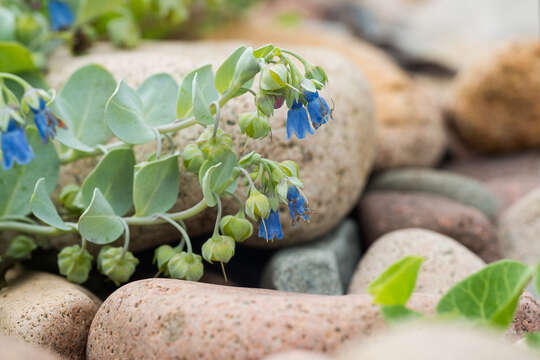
[286,100,314,140]
[287,186,310,225]
[31,98,58,143]
[1,120,34,170]
[305,91,330,129]
[258,209,283,241]
[48,0,74,31]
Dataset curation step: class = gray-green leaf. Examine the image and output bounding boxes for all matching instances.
[436,260,533,327]
[367,255,424,306]
[137,73,179,126]
[0,128,59,216]
[78,188,124,245]
[78,148,135,216]
[31,178,70,230]
[105,81,155,144]
[192,73,215,126]
[215,46,246,94]
[202,163,221,207]
[133,154,180,217]
[51,64,116,147]
[176,65,219,119]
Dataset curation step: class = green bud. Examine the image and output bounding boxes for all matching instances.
[58,245,93,284]
[6,235,37,259]
[59,184,83,213]
[97,246,139,286]
[201,234,235,263]
[256,94,275,117]
[238,112,270,139]
[239,151,262,167]
[153,245,177,274]
[167,252,204,281]
[231,47,260,90]
[260,64,288,91]
[245,188,270,220]
[15,13,46,45]
[220,214,253,242]
[306,64,328,87]
[280,160,299,178]
[107,16,140,49]
[182,143,205,173]
[197,128,233,157]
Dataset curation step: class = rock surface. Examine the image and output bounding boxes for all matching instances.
[46,41,375,251]
[0,272,101,360]
[358,191,500,262]
[452,41,540,152]
[369,169,499,219]
[86,280,437,359]
[264,351,329,360]
[336,322,540,360]
[260,220,361,294]
[210,18,446,169]
[348,229,485,296]
[334,0,538,70]
[2,336,58,360]
[498,187,540,265]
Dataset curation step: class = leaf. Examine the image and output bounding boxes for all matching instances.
[51,64,116,147]
[253,44,274,58]
[105,81,155,144]
[78,188,124,245]
[176,65,219,119]
[215,46,246,94]
[0,42,35,73]
[136,73,179,126]
[0,7,16,41]
[78,148,135,216]
[380,305,423,324]
[30,178,70,230]
[197,149,238,195]
[133,154,179,216]
[368,255,424,306]
[201,163,221,207]
[74,0,124,25]
[526,331,540,349]
[535,261,540,297]
[0,128,59,217]
[436,260,533,327]
[192,73,215,126]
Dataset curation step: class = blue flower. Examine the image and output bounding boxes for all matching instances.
[1,120,34,170]
[304,91,330,129]
[287,186,310,225]
[48,0,74,31]
[31,98,58,143]
[286,100,314,140]
[258,209,283,241]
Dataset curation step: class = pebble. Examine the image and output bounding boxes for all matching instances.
[263,351,329,360]
[2,336,57,360]
[0,271,101,359]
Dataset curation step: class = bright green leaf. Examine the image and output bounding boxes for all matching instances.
[0,41,35,73]
[215,46,246,94]
[380,305,423,324]
[192,73,215,126]
[368,255,424,306]
[78,188,124,245]
[78,148,135,216]
[0,128,59,216]
[253,44,274,58]
[51,64,116,147]
[436,260,533,327]
[136,73,179,126]
[30,178,70,230]
[202,163,221,207]
[176,65,218,119]
[105,81,155,144]
[133,154,180,216]
[526,331,540,349]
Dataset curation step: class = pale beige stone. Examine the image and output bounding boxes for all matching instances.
[1,336,58,360]
[263,350,330,360]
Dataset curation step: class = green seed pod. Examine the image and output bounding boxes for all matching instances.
[238,112,270,139]
[197,128,233,158]
[256,94,275,117]
[57,245,93,284]
[97,246,139,286]
[6,235,37,259]
[220,214,253,242]
[167,252,204,281]
[15,13,46,45]
[153,245,177,274]
[245,188,270,220]
[260,64,288,91]
[201,235,235,263]
[182,143,205,173]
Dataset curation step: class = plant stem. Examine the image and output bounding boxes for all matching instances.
[0,73,32,90]
[156,214,193,254]
[0,221,70,236]
[213,194,222,236]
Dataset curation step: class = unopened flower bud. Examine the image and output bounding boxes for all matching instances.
[201,235,235,263]
[21,88,51,112]
[238,112,270,139]
[260,64,288,91]
[256,94,275,117]
[182,143,205,173]
[167,252,204,281]
[306,64,328,87]
[245,188,270,220]
[6,235,36,259]
[97,246,139,286]
[231,47,260,90]
[153,245,177,274]
[280,160,299,178]
[15,13,46,45]
[220,214,253,242]
[57,245,93,284]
